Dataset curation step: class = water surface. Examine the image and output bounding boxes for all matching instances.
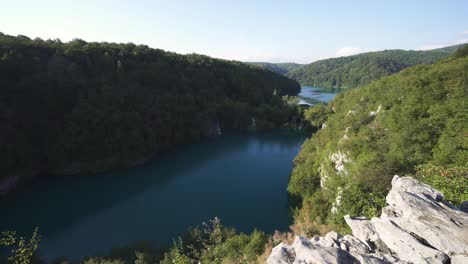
[1,87,342,260]
[1,132,305,260]
[299,86,343,104]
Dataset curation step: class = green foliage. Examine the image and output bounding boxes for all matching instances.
[80,249,152,264]
[0,33,300,182]
[0,228,41,264]
[82,258,124,264]
[330,184,386,228]
[453,44,468,58]
[246,62,304,75]
[414,164,468,206]
[96,241,159,264]
[161,218,268,264]
[286,45,465,88]
[281,95,299,106]
[303,104,332,129]
[167,239,191,264]
[288,53,468,231]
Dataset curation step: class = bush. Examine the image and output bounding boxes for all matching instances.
[0,228,41,264]
[82,258,124,264]
[288,52,468,231]
[414,164,468,206]
[161,218,268,264]
[304,103,332,129]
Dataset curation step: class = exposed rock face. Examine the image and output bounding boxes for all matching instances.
[267,176,468,264]
[369,104,382,117]
[329,151,350,174]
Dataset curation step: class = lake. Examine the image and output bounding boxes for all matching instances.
[299,85,344,105]
[0,86,340,260]
[0,132,305,260]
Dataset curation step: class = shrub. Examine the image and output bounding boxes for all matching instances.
[0,228,41,264]
[414,164,468,206]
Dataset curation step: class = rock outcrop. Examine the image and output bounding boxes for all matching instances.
[267,176,468,264]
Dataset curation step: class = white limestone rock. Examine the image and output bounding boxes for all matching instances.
[371,216,449,264]
[369,104,382,117]
[293,236,355,263]
[329,151,349,174]
[267,176,468,263]
[451,254,468,264]
[379,176,468,260]
[339,235,371,254]
[267,243,296,264]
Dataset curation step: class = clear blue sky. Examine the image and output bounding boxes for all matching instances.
[2,0,467,63]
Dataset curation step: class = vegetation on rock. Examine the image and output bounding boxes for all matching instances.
[2,35,467,264]
[288,47,468,232]
[414,164,467,207]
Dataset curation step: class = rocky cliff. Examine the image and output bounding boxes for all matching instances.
[268,176,468,264]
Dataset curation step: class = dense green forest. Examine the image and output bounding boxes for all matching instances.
[5,47,466,264]
[63,45,468,264]
[245,62,303,75]
[288,45,468,234]
[286,44,465,88]
[2,35,467,264]
[0,33,301,185]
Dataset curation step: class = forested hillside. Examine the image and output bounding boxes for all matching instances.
[288,46,468,234]
[286,44,466,88]
[246,62,303,75]
[0,33,300,184]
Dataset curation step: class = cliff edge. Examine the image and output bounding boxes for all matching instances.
[268,176,468,264]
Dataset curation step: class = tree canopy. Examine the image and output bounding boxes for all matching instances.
[246,62,304,75]
[0,33,300,181]
[288,49,467,233]
[286,44,466,88]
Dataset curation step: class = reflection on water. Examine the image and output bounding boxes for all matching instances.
[0,132,305,260]
[298,86,343,104]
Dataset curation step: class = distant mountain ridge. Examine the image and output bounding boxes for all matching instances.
[286,43,467,88]
[245,62,304,75]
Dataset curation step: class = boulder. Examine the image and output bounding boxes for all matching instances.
[267,236,358,264]
[267,176,468,264]
[381,176,468,259]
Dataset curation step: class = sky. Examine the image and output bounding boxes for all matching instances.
[1,0,467,63]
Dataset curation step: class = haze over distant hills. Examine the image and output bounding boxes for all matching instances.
[248,44,467,89]
[287,44,467,88]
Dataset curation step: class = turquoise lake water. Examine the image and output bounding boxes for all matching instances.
[1,132,305,260]
[0,86,340,260]
[299,86,344,104]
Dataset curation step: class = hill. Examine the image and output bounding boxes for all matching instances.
[0,33,300,188]
[288,45,468,233]
[286,44,466,88]
[246,62,304,75]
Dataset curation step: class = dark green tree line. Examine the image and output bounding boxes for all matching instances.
[0,33,300,182]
